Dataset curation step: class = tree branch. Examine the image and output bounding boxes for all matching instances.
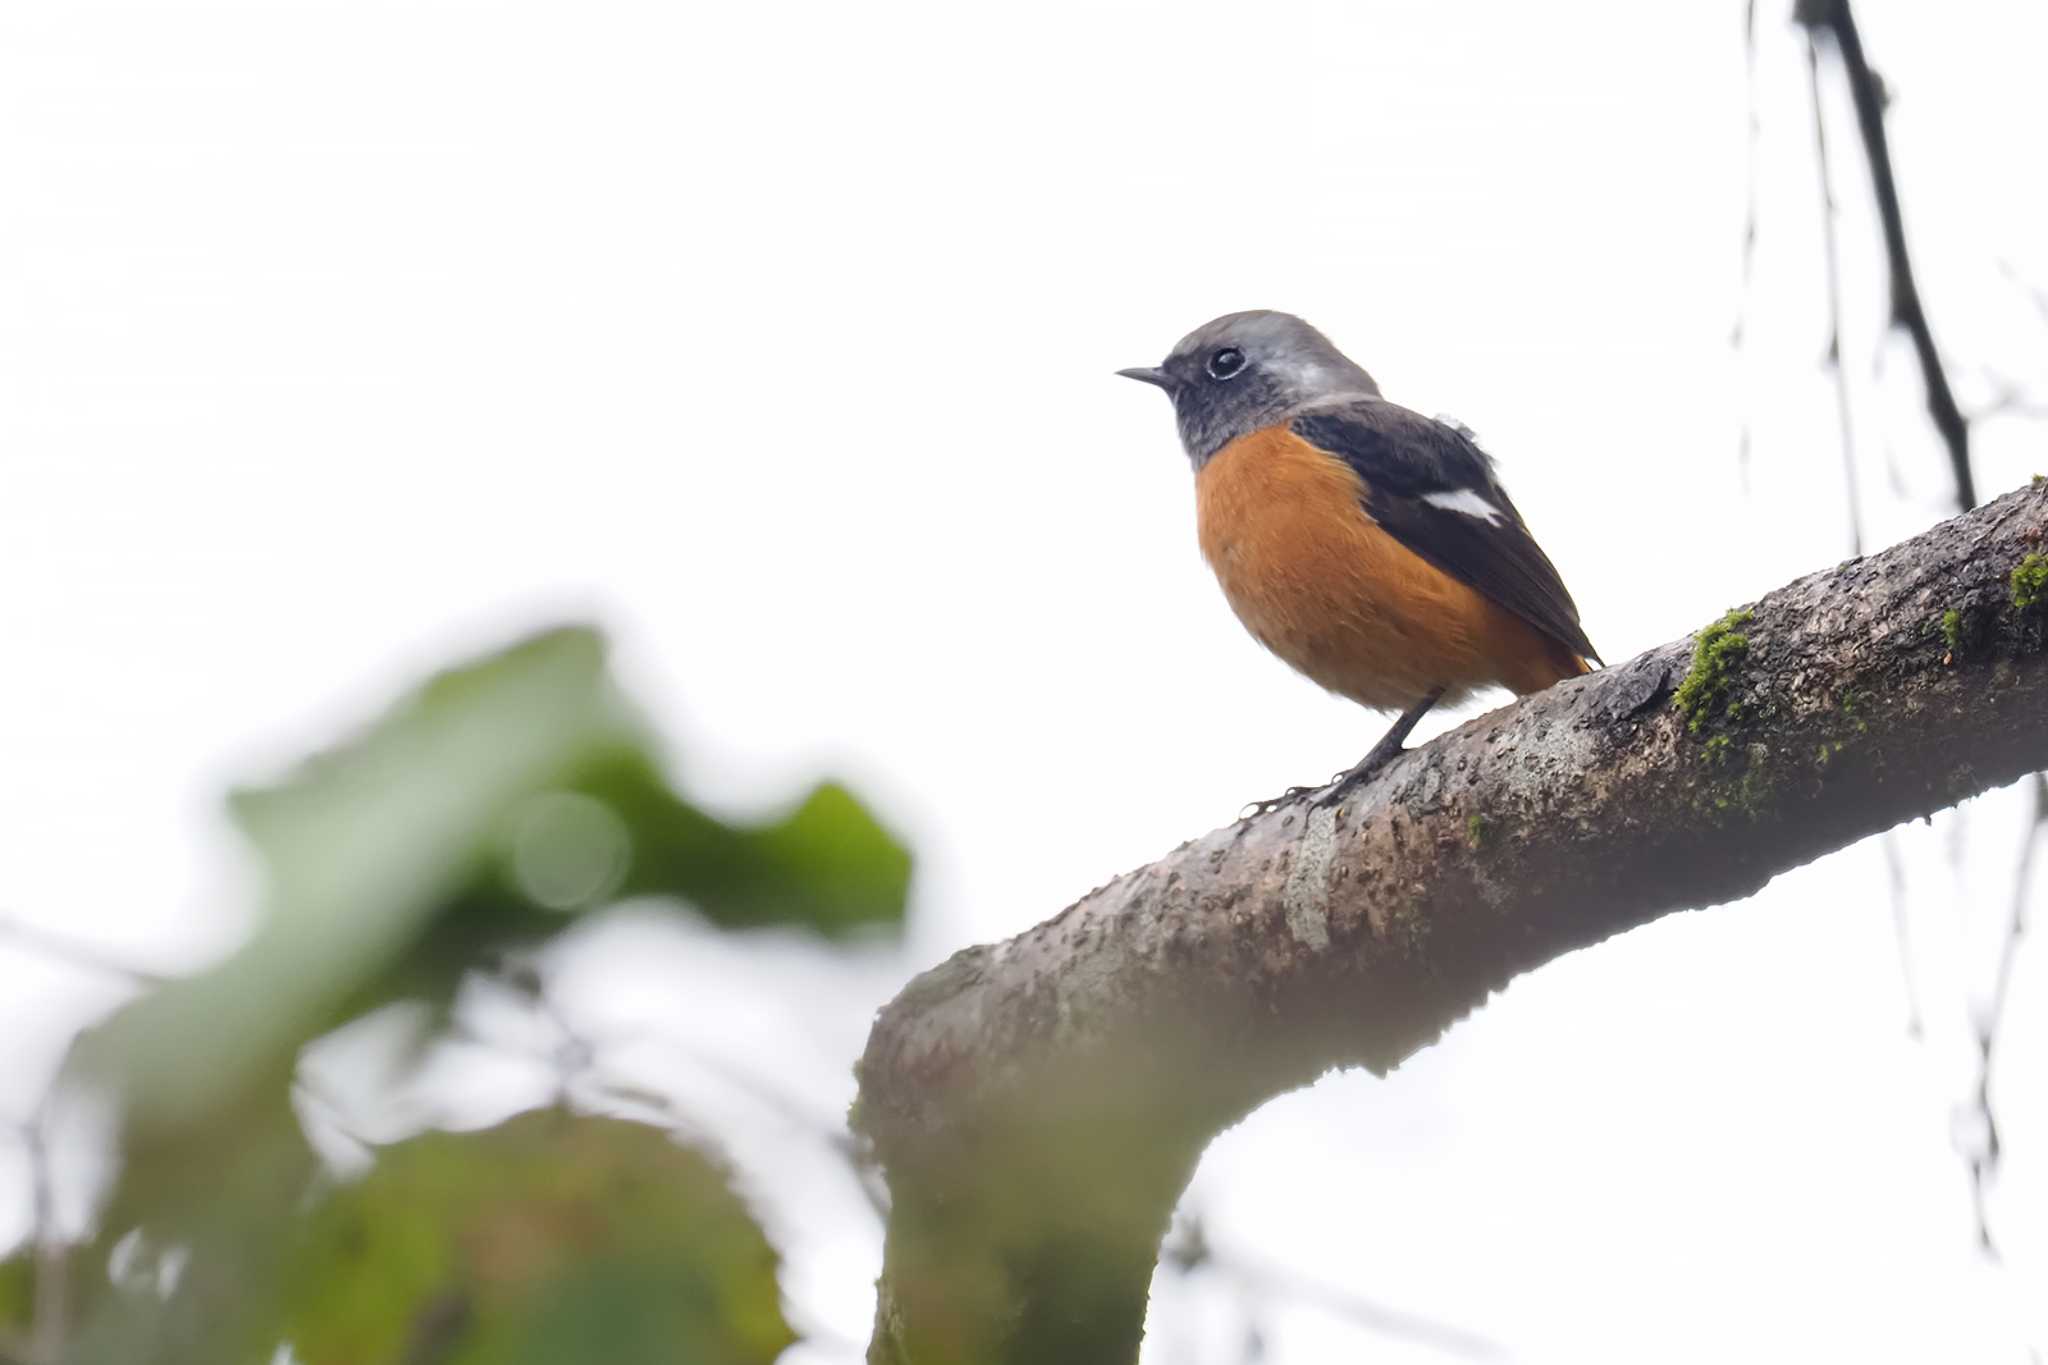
[855,481,2048,1364]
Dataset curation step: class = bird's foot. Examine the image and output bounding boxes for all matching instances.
[1238,784,1329,820]
[1239,688,1444,819]
[1308,741,1408,810]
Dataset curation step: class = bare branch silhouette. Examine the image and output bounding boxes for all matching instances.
[1797,0,1976,511]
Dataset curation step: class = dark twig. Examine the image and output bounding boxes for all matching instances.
[1798,0,1976,512]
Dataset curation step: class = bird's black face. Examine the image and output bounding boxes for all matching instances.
[1119,310,1380,469]
[1118,338,1288,470]
[1165,345,1290,471]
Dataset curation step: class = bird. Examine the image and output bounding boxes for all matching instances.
[1119,309,1599,809]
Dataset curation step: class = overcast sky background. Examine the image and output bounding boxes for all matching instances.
[3,1,2046,1361]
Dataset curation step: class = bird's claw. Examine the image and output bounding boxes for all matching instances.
[1238,784,1327,820]
[1309,749,1400,809]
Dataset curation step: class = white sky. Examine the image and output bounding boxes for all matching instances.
[3,1,2046,1361]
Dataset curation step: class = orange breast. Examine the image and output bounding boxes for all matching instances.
[1194,426,1584,710]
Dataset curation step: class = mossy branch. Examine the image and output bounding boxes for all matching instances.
[855,482,2048,1365]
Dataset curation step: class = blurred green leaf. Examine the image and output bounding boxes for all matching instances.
[56,623,908,1360]
[70,627,641,1134]
[68,623,910,1136]
[586,751,912,935]
[283,1111,794,1365]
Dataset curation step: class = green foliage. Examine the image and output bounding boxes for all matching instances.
[2013,553,2048,611]
[283,1112,793,1365]
[1940,608,1963,654]
[71,625,907,1135]
[1673,609,1754,734]
[577,749,912,934]
[50,624,911,1364]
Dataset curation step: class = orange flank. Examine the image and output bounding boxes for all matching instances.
[1195,426,1588,711]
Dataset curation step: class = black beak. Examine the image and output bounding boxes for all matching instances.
[1116,366,1175,391]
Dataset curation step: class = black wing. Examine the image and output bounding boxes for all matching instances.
[1291,400,1600,664]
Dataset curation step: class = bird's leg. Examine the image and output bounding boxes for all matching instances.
[1311,688,1445,809]
[1238,689,1445,819]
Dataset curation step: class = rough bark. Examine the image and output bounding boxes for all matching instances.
[855,482,2048,1365]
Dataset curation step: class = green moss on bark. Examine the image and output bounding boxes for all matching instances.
[1674,610,1754,734]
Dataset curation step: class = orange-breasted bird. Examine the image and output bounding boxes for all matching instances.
[1120,310,1599,807]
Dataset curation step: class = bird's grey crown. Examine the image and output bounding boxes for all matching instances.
[1143,310,1382,468]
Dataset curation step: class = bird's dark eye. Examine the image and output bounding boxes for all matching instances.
[1206,346,1246,380]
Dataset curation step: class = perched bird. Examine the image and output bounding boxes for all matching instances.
[1120,310,1598,807]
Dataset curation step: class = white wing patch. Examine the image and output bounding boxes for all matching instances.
[1422,487,1508,526]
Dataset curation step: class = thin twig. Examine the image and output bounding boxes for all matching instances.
[1967,373,2048,424]
[1222,1248,1504,1362]
[1165,1216,1502,1362]
[465,971,888,1216]
[1996,258,2048,329]
[1975,399,2048,424]
[1800,0,1976,512]
[1966,772,2046,1253]
[614,1034,889,1220]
